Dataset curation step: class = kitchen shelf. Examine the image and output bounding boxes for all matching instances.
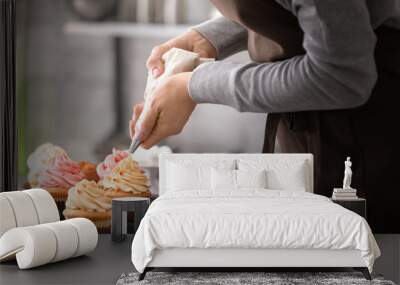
[63,22,190,39]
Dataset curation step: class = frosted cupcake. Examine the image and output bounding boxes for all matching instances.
[27,143,67,187]
[100,156,151,198]
[38,154,85,205]
[79,161,99,182]
[96,148,128,180]
[63,180,112,233]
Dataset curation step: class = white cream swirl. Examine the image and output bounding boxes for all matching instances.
[100,157,149,193]
[66,180,111,212]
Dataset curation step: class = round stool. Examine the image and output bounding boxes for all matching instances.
[111,197,150,242]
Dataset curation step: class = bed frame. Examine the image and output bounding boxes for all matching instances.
[139,154,371,280]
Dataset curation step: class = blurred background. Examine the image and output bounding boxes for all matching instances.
[16,0,267,184]
[11,2,399,282]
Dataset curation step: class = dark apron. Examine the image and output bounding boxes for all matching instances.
[211,0,400,233]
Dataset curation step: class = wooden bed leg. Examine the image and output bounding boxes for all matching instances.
[138,268,148,281]
[354,267,371,280]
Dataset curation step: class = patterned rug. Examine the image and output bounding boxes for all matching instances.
[117,271,396,285]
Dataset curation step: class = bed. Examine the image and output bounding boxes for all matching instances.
[131,154,380,280]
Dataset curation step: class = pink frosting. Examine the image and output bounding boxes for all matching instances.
[38,154,84,189]
[96,148,129,179]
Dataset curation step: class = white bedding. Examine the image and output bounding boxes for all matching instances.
[131,190,380,273]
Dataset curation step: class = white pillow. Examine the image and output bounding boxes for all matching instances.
[168,163,210,191]
[167,160,235,191]
[266,166,307,191]
[236,169,267,189]
[238,159,308,191]
[211,168,236,190]
[211,169,267,190]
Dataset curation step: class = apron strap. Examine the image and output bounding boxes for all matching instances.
[262,113,281,153]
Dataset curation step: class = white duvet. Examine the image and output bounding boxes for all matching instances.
[131,190,380,273]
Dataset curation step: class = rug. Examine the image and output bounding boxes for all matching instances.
[117,272,396,285]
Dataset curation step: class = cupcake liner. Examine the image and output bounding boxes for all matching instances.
[44,187,68,200]
[63,209,112,233]
[55,200,66,220]
[93,219,111,234]
[103,188,151,199]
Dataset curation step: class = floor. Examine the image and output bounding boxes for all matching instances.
[373,234,400,284]
[1,235,398,285]
[0,235,134,285]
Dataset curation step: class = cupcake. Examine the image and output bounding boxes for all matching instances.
[63,180,112,233]
[79,161,99,182]
[100,156,151,198]
[37,154,85,207]
[27,143,67,187]
[96,148,128,180]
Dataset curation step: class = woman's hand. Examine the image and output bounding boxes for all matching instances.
[130,72,196,149]
[129,30,214,148]
[146,29,216,77]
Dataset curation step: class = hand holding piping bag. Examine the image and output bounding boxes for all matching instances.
[129,48,214,152]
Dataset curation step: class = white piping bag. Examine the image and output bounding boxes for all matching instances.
[128,48,213,154]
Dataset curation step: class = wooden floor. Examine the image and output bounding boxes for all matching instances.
[0,235,134,285]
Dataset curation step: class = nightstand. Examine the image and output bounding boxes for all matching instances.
[331,198,367,219]
[111,197,150,242]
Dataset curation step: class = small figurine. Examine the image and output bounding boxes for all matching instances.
[343,157,353,189]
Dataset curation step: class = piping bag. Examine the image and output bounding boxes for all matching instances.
[128,48,214,154]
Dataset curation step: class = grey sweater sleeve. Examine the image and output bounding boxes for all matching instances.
[192,17,248,59]
[189,0,378,113]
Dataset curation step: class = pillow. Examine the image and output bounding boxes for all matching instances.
[211,169,267,190]
[236,169,267,189]
[167,160,235,192]
[266,166,307,191]
[0,218,97,269]
[211,168,236,190]
[238,159,308,191]
[167,163,209,191]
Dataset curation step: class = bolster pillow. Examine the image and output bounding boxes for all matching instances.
[0,189,59,237]
[0,218,98,269]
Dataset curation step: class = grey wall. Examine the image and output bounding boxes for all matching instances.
[22,0,114,162]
